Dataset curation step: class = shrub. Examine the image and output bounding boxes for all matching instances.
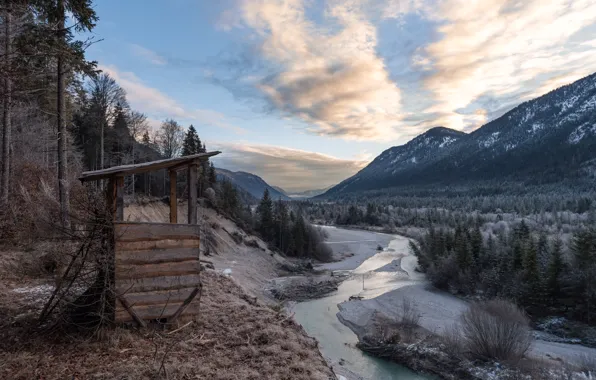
[399,296,421,328]
[460,299,532,363]
[441,323,465,358]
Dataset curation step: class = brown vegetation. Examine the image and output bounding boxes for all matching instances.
[459,299,532,363]
[0,265,335,380]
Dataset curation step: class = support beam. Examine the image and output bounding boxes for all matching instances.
[117,295,147,328]
[169,284,201,324]
[169,170,177,223]
[188,164,198,224]
[107,177,117,221]
[116,176,124,222]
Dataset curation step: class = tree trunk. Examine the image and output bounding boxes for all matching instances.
[100,120,104,169]
[1,2,12,204]
[57,0,70,228]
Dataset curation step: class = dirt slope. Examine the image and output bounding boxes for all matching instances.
[125,200,288,299]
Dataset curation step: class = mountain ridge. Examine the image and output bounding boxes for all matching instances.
[216,168,290,201]
[321,72,596,197]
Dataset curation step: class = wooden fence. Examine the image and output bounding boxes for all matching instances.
[114,222,202,324]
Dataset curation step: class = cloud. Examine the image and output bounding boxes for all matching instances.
[216,0,404,141]
[130,44,167,66]
[99,65,246,134]
[414,0,596,130]
[210,142,369,192]
[216,0,596,136]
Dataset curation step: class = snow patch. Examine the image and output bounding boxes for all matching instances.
[559,95,580,113]
[530,123,543,133]
[505,143,517,151]
[579,94,596,113]
[521,109,535,123]
[410,156,417,164]
[439,136,456,148]
[480,132,500,148]
[569,123,596,144]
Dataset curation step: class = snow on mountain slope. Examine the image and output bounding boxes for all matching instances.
[322,72,596,197]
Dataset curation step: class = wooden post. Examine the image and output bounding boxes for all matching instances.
[169,170,177,223]
[116,176,124,222]
[188,163,198,224]
[107,176,117,220]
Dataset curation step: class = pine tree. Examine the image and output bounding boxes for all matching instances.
[208,162,217,186]
[523,238,546,307]
[470,226,484,264]
[570,230,596,268]
[454,227,472,269]
[111,103,129,165]
[219,179,239,216]
[181,125,199,156]
[292,212,306,257]
[257,188,274,242]
[273,200,290,253]
[547,237,565,302]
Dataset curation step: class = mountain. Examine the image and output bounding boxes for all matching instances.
[322,73,596,197]
[272,186,289,197]
[216,168,291,201]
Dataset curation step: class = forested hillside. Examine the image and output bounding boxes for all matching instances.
[215,168,290,201]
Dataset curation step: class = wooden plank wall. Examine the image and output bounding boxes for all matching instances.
[114,222,201,323]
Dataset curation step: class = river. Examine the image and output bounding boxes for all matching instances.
[291,226,431,380]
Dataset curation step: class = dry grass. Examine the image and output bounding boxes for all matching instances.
[577,353,596,376]
[0,265,334,380]
[399,296,421,328]
[441,323,465,358]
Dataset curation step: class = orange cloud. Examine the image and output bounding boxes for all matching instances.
[231,0,404,140]
[211,142,369,192]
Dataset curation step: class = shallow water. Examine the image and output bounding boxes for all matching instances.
[292,229,430,380]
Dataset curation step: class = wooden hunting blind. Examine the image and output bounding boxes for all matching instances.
[79,152,220,326]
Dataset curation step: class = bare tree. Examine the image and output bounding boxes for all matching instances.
[157,119,183,158]
[87,73,127,169]
[127,110,148,198]
[56,0,69,227]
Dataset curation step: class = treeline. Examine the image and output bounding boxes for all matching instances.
[73,72,218,197]
[302,200,595,235]
[321,183,596,214]
[411,221,596,324]
[0,1,223,240]
[216,187,332,262]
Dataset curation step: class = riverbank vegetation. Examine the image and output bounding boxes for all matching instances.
[411,223,596,326]
[358,298,592,380]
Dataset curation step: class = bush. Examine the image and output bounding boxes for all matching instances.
[399,296,421,327]
[460,299,532,363]
[441,323,465,358]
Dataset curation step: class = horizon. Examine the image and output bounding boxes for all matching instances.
[85,0,596,192]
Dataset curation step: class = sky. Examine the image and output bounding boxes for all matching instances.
[85,0,596,192]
